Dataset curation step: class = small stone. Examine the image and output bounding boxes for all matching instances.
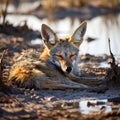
[35,96,40,99]
[47,96,57,102]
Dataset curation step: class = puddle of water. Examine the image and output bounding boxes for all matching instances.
[79,99,111,114]
[55,98,120,115]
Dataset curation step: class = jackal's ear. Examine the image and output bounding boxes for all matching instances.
[71,21,87,47]
[41,24,58,48]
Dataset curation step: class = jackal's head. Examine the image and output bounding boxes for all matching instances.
[41,22,87,73]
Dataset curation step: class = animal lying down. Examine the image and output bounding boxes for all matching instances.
[9,22,105,90]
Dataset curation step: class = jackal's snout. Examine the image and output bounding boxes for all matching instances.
[58,57,74,74]
[66,66,72,73]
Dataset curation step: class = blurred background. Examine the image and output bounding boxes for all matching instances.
[0,0,120,55]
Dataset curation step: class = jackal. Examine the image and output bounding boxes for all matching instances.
[9,22,97,89]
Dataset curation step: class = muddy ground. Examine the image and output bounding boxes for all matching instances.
[0,1,120,119]
[0,22,120,120]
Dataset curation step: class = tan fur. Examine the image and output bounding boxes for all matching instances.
[9,22,91,89]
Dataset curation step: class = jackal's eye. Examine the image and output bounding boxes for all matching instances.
[70,54,76,60]
[54,54,63,60]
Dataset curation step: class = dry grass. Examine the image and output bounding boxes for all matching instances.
[0,50,8,92]
[43,0,120,12]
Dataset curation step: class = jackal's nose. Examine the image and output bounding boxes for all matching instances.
[66,67,72,73]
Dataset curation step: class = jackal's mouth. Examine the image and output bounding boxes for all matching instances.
[60,65,73,74]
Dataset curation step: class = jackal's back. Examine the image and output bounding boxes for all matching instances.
[9,50,40,87]
[9,49,66,88]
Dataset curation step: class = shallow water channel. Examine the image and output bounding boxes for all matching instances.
[4,13,120,55]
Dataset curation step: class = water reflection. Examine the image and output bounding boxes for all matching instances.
[3,13,120,55]
[79,99,112,114]
[81,13,120,55]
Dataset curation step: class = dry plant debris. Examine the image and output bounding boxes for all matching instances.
[0,50,8,92]
[106,38,120,86]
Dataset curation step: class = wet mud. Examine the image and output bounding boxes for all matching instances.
[0,1,120,119]
[0,25,120,119]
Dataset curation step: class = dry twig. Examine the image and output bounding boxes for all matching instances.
[107,38,120,87]
[2,0,9,25]
[108,38,118,77]
[0,50,8,93]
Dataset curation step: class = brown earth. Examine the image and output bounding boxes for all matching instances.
[0,22,120,120]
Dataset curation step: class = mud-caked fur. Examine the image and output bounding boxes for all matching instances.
[9,22,91,89]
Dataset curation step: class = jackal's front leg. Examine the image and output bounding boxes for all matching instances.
[33,77,88,90]
[38,77,107,92]
[66,73,107,92]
